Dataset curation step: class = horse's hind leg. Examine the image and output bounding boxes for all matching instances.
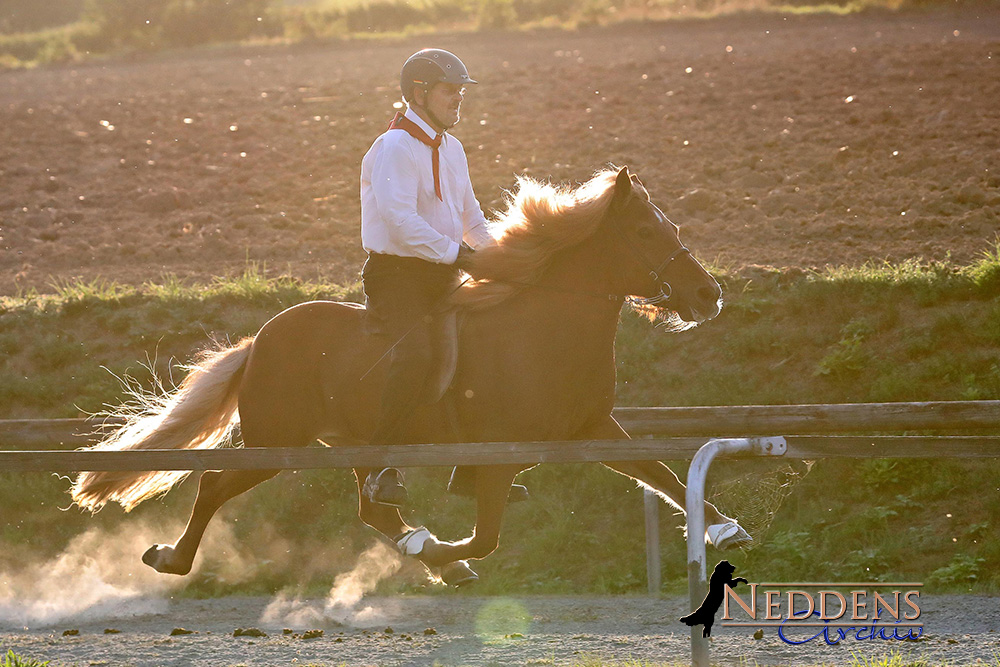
[143,469,278,575]
[354,463,518,571]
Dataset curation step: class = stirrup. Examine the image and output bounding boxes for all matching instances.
[706,521,752,551]
[362,467,407,507]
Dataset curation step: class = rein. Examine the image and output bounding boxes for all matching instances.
[626,243,691,307]
[484,277,625,303]
[359,206,692,380]
[473,202,693,307]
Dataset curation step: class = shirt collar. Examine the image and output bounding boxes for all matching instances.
[404,105,444,141]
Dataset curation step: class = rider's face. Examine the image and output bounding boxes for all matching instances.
[420,82,465,131]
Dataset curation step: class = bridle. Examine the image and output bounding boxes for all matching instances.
[613,202,691,308]
[627,243,691,307]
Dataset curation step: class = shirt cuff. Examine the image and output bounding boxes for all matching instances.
[465,225,497,249]
[475,235,499,249]
[442,240,461,265]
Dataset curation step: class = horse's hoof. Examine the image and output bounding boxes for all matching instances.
[440,560,479,587]
[706,521,752,551]
[142,544,191,575]
[142,544,164,568]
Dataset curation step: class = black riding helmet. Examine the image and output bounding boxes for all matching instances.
[400,49,477,103]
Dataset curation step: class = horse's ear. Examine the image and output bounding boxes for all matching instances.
[611,166,632,209]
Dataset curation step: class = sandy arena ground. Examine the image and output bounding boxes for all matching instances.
[4,593,1000,666]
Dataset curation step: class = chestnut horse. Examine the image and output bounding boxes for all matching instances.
[71,166,744,583]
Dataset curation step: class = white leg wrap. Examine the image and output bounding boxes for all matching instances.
[396,526,433,556]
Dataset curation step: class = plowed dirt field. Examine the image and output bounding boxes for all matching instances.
[1,9,998,295]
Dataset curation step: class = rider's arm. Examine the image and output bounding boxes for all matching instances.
[367,134,461,264]
[457,149,497,250]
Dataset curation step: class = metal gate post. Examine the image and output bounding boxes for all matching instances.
[644,488,661,594]
[685,436,786,667]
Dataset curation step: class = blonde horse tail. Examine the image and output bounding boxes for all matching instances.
[71,337,255,513]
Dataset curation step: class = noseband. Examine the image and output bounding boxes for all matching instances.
[613,209,691,308]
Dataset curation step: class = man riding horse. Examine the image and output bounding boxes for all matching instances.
[70,50,752,588]
[359,48,528,508]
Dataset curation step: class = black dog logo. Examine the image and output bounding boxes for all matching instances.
[679,560,748,638]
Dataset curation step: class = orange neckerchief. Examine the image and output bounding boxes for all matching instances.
[388,111,443,201]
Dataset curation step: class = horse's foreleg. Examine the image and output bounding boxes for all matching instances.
[587,417,727,524]
[418,464,520,567]
[605,459,726,524]
[143,469,278,575]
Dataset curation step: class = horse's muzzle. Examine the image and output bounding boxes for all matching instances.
[690,297,723,324]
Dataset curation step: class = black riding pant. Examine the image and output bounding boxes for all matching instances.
[362,253,461,446]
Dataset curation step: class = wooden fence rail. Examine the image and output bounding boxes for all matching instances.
[614,400,1000,435]
[1,401,998,472]
[4,437,1000,472]
[3,400,999,447]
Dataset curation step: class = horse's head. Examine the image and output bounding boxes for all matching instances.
[604,166,722,329]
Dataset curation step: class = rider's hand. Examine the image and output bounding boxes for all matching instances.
[455,242,476,272]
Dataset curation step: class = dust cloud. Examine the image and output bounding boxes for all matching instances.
[262,541,402,627]
[0,522,180,628]
[0,518,267,628]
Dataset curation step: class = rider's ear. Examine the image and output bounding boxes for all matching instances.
[412,85,428,107]
[611,166,632,210]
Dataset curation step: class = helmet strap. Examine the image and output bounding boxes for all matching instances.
[425,106,453,133]
[412,87,453,133]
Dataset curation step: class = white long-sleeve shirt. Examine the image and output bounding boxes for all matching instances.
[361,107,495,264]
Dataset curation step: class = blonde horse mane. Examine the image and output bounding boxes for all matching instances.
[453,167,647,309]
